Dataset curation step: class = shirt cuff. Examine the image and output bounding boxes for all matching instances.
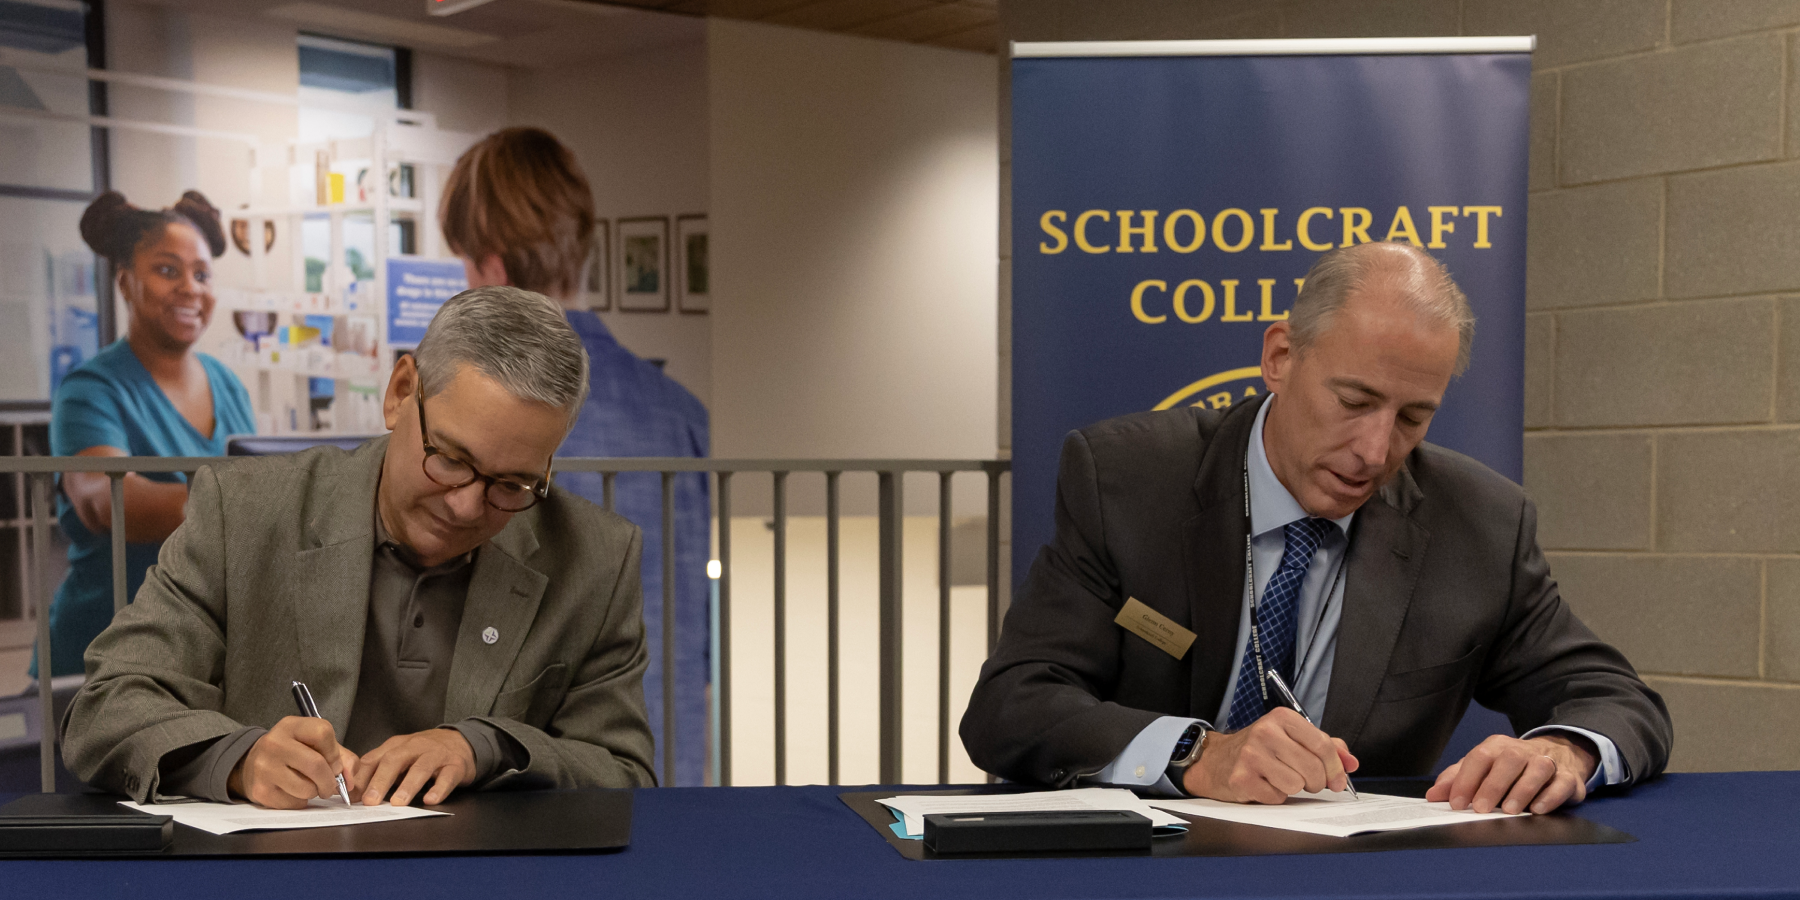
[1087,715,1205,796]
[446,720,529,783]
[156,726,268,802]
[1522,725,1628,791]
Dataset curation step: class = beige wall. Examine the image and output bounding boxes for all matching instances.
[414,51,509,136]
[997,0,1800,773]
[708,18,999,517]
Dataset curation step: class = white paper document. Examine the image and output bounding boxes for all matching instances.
[876,788,1187,838]
[1147,790,1522,838]
[120,798,450,836]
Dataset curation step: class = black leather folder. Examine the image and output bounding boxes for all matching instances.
[924,810,1153,854]
[0,814,173,855]
[0,788,632,858]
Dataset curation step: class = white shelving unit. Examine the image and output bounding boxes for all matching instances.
[216,119,477,436]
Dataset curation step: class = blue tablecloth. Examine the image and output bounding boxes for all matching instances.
[0,772,1790,899]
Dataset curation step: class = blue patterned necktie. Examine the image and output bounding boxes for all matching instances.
[1226,517,1335,731]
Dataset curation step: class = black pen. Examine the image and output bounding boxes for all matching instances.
[1264,670,1360,800]
[290,680,354,807]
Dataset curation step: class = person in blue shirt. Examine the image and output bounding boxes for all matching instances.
[439,127,711,786]
[33,190,255,679]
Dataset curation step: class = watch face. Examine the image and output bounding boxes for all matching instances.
[1171,724,1202,761]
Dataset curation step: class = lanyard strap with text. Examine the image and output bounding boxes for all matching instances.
[1242,461,1346,705]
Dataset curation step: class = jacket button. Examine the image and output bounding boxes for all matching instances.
[1052,769,1065,781]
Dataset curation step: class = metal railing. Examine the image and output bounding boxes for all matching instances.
[1,454,1010,792]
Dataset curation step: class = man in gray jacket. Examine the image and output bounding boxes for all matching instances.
[63,285,656,808]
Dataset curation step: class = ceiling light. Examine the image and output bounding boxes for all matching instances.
[425,0,500,16]
[265,3,497,49]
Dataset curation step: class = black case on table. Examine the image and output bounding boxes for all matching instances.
[923,810,1153,854]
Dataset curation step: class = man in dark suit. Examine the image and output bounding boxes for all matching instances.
[962,242,1671,816]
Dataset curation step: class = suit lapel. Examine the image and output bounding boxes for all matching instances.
[1185,396,1264,720]
[1320,465,1429,746]
[443,514,548,722]
[292,437,386,731]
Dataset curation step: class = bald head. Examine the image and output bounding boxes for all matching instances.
[1290,242,1475,375]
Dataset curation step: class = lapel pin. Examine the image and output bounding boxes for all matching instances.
[482,627,499,645]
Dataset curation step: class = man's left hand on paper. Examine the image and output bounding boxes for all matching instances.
[353,728,479,807]
[1426,733,1597,815]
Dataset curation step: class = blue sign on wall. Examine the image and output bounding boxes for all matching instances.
[1010,49,1532,592]
[387,257,469,346]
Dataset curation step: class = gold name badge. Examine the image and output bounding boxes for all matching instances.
[1115,597,1196,660]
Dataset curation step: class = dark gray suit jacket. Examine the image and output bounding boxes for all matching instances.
[62,437,657,801]
[961,397,1671,787]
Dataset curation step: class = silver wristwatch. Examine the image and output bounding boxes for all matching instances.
[1166,722,1209,794]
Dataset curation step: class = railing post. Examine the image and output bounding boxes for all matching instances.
[985,463,1003,786]
[13,436,31,636]
[33,474,55,793]
[937,471,952,785]
[109,474,126,616]
[660,471,676,785]
[716,471,732,787]
[877,470,903,785]
[986,463,1002,655]
[825,470,841,787]
[771,471,788,787]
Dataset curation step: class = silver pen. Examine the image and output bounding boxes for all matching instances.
[290,680,354,807]
[1263,670,1360,800]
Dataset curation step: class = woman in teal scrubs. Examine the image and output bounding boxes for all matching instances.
[32,190,254,678]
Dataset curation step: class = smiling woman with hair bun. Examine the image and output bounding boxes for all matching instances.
[29,189,255,681]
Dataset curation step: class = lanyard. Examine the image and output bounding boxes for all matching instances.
[1242,461,1346,704]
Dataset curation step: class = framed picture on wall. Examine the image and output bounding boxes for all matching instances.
[617,216,669,312]
[675,214,709,314]
[584,219,611,311]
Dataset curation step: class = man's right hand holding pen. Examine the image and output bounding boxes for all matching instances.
[1179,707,1361,804]
[227,716,360,810]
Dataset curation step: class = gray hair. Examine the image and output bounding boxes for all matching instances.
[413,285,590,420]
[1290,242,1475,375]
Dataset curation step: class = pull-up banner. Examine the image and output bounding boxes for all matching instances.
[1010,38,1533,591]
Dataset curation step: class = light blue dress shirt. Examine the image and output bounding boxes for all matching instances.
[1093,399,1625,794]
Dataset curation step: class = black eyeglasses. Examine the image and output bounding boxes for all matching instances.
[415,388,552,512]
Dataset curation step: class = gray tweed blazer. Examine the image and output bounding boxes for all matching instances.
[61,436,656,801]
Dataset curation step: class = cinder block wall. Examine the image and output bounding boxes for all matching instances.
[996,0,1800,772]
